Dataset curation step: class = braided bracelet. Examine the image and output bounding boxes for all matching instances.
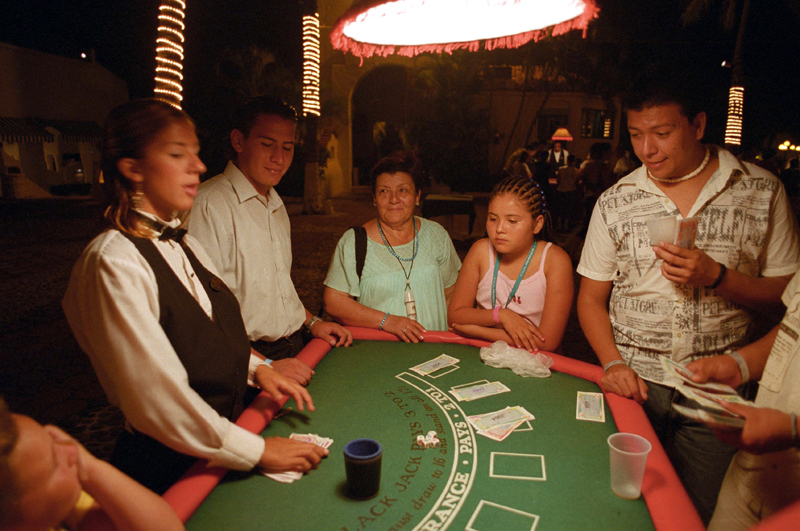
[379,312,389,331]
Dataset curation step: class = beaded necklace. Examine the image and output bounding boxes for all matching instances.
[377,217,419,320]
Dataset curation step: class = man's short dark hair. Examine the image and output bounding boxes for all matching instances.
[232,96,298,138]
[623,63,703,121]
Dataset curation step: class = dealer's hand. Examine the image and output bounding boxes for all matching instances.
[270,358,314,387]
[259,437,328,473]
[498,309,544,352]
[310,320,353,347]
[686,355,743,389]
[654,242,720,287]
[384,314,426,343]
[711,401,795,454]
[255,363,315,412]
[601,364,649,404]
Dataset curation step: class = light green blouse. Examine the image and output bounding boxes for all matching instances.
[324,218,461,331]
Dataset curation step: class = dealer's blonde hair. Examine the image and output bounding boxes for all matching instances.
[101,99,195,236]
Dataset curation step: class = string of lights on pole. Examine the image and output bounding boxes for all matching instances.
[724,86,744,147]
[302,13,321,117]
[154,0,186,109]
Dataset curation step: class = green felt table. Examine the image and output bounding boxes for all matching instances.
[163,329,706,531]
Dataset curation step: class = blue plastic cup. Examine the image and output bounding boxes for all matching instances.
[343,438,382,499]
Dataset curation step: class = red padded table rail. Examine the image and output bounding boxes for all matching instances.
[157,328,798,531]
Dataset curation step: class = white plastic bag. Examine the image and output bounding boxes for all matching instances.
[479,341,554,378]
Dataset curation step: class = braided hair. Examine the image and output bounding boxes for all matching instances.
[490,174,555,243]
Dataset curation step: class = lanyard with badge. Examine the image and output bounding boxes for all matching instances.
[492,241,537,310]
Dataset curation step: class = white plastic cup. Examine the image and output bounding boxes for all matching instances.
[607,433,652,499]
[646,215,677,246]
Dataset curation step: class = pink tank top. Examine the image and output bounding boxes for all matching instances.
[475,242,552,327]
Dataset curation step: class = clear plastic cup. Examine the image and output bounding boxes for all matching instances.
[607,432,652,499]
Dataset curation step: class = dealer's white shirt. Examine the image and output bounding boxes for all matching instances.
[62,214,266,471]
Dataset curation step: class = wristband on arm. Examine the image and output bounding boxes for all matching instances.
[723,349,749,383]
[708,262,727,290]
[493,306,501,324]
[603,359,627,373]
[379,312,389,331]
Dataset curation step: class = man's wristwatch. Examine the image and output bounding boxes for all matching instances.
[305,316,323,331]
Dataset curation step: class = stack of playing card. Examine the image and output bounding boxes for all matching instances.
[467,406,535,441]
[672,404,746,429]
[449,381,511,402]
[263,433,334,484]
[410,354,460,376]
[660,357,738,394]
[576,391,605,422]
[660,357,748,430]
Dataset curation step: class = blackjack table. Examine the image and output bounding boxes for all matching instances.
[160,328,796,531]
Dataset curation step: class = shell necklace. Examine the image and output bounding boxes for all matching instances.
[647,145,711,183]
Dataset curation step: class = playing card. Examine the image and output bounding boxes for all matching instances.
[467,406,534,432]
[672,403,745,430]
[449,381,510,401]
[675,384,753,413]
[576,391,605,422]
[264,433,334,483]
[477,418,528,441]
[410,354,460,375]
[660,357,737,394]
[675,217,699,249]
[290,432,334,449]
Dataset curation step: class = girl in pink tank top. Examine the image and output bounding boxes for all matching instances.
[448,175,574,352]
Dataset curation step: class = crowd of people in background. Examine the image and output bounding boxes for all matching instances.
[504,138,641,235]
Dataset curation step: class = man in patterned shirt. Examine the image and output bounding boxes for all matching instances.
[576,64,800,523]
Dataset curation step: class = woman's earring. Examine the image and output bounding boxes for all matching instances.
[416,202,420,206]
[132,183,144,210]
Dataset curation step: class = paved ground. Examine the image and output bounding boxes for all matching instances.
[0,194,596,460]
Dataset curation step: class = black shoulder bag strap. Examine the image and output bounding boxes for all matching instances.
[352,225,367,280]
[318,225,368,317]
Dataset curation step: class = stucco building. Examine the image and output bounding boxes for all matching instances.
[0,42,128,198]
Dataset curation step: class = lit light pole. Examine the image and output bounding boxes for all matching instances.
[153,0,186,109]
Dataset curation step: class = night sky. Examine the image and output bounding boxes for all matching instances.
[2,0,800,149]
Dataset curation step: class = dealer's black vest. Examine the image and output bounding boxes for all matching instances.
[122,233,251,420]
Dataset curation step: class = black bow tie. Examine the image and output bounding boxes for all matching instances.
[158,226,187,242]
[134,213,187,242]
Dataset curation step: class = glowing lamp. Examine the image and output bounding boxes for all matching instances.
[331,0,599,61]
[551,127,573,141]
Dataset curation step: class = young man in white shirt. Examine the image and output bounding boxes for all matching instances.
[577,65,800,523]
[189,97,352,386]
